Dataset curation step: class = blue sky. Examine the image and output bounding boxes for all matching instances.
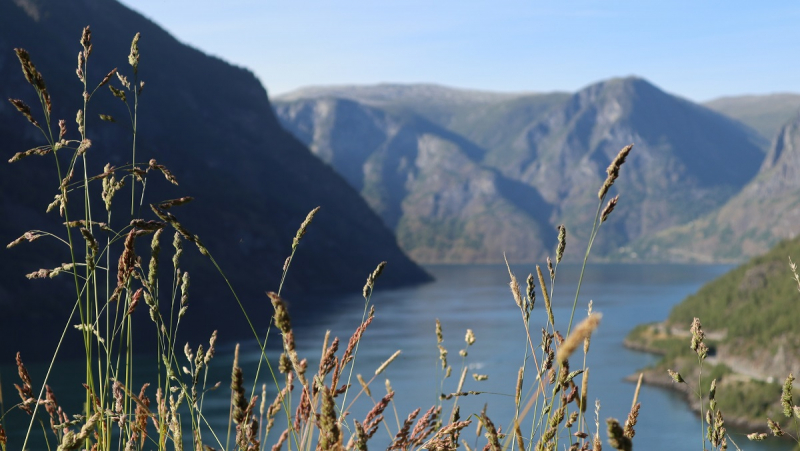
[118,1,800,102]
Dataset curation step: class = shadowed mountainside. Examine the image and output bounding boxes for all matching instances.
[0,0,431,357]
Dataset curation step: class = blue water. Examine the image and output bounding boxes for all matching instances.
[1,263,793,450]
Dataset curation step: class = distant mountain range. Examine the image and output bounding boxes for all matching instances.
[276,79,790,263]
[704,93,800,143]
[0,0,430,355]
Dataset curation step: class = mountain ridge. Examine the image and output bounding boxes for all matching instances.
[275,77,767,263]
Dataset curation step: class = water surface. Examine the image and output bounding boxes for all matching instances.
[1,263,792,450]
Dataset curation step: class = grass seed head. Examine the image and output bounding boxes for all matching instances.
[690,317,708,360]
[537,265,554,327]
[599,144,633,199]
[667,369,685,384]
[606,418,632,451]
[623,403,640,438]
[556,225,567,263]
[601,195,619,223]
[782,373,794,417]
[465,329,475,346]
[292,206,320,251]
[129,32,141,73]
[558,313,602,364]
[80,26,92,56]
[376,350,402,375]
[8,99,39,127]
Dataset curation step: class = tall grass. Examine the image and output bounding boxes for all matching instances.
[0,25,635,451]
[5,25,795,451]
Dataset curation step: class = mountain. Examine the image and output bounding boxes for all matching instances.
[276,78,766,262]
[627,114,800,262]
[274,97,556,262]
[278,84,571,154]
[705,93,800,142]
[0,0,430,356]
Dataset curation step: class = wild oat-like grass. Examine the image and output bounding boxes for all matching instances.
[6,24,769,451]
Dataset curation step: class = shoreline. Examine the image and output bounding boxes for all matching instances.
[622,338,768,433]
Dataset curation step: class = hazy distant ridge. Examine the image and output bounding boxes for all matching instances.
[275,78,768,263]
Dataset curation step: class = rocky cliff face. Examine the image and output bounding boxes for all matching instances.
[275,98,555,263]
[276,78,766,262]
[0,0,430,356]
[630,115,800,262]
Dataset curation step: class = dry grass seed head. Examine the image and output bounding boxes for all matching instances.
[272,429,290,451]
[526,273,536,315]
[388,407,421,450]
[515,366,524,408]
[410,405,441,445]
[557,313,602,364]
[231,344,247,424]
[600,196,619,223]
[536,266,554,327]
[782,373,794,417]
[375,350,402,376]
[508,271,523,311]
[362,260,387,299]
[8,145,52,163]
[667,369,685,384]
[622,403,640,438]
[465,329,476,346]
[14,48,37,86]
[556,225,566,263]
[148,159,179,185]
[481,414,501,451]
[767,418,783,437]
[129,32,141,72]
[8,98,39,127]
[317,386,341,450]
[598,144,633,200]
[292,206,320,252]
[605,418,631,451]
[159,196,194,210]
[690,317,709,360]
[80,26,92,56]
[357,374,371,397]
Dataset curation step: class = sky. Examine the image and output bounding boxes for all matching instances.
[117,1,800,102]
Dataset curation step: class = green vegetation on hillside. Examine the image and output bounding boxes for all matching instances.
[626,234,800,431]
[668,237,800,351]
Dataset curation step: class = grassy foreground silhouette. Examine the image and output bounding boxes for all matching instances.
[2,26,797,451]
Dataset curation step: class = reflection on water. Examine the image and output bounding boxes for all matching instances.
[1,263,793,450]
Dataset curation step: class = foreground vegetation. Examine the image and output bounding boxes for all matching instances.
[1,25,799,451]
[625,232,800,432]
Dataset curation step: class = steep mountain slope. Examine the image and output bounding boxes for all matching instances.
[482,77,766,258]
[0,0,430,355]
[277,79,766,262]
[705,93,800,142]
[275,98,555,262]
[628,114,800,262]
